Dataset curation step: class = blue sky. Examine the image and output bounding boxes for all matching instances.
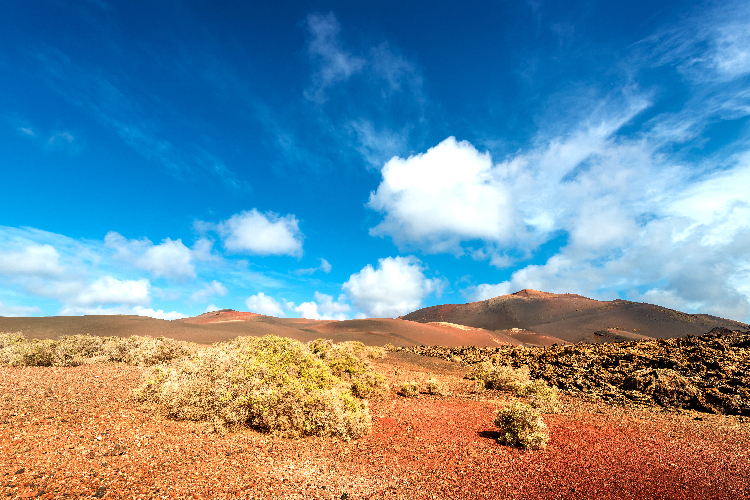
[1,0,750,322]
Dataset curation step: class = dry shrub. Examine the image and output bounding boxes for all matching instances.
[103,336,197,366]
[525,379,559,413]
[425,376,448,396]
[0,333,195,367]
[398,381,421,397]
[0,336,56,367]
[307,339,388,398]
[135,336,375,439]
[623,368,700,408]
[467,362,531,393]
[495,401,549,450]
[0,332,25,349]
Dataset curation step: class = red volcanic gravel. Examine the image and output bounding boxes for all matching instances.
[1,364,749,499]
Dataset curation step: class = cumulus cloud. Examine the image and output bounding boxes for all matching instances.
[245,292,286,317]
[67,276,150,307]
[0,301,43,317]
[471,282,512,302]
[58,304,185,320]
[190,280,227,303]
[0,244,64,277]
[368,137,515,254]
[213,210,303,257]
[342,256,443,318]
[294,292,350,320]
[104,232,196,280]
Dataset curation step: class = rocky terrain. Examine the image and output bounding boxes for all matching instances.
[387,327,750,417]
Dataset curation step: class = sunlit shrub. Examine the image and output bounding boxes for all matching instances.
[495,401,549,450]
[525,379,559,413]
[425,376,448,396]
[398,381,421,397]
[134,335,375,439]
[467,362,531,393]
[0,333,195,367]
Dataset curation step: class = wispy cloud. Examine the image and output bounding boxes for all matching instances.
[301,12,429,169]
[371,1,750,321]
[35,48,246,190]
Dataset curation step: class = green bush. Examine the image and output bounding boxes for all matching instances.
[398,381,421,397]
[134,335,377,439]
[494,401,549,450]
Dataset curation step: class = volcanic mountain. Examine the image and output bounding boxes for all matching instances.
[400,289,748,344]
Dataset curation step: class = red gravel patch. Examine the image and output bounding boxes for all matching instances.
[1,365,748,499]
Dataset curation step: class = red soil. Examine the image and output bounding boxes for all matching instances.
[174,309,260,324]
[2,359,748,500]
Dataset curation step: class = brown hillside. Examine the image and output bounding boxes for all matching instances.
[0,314,521,348]
[401,289,748,344]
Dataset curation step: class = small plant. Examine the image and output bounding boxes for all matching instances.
[425,376,447,396]
[494,401,549,450]
[473,379,486,393]
[0,333,195,367]
[525,380,559,413]
[467,362,531,394]
[135,336,379,439]
[398,381,420,397]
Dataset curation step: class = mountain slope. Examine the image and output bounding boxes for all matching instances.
[401,289,748,344]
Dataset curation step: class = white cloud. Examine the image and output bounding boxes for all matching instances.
[246,292,286,317]
[342,256,442,318]
[294,292,350,320]
[190,280,227,303]
[0,301,43,317]
[133,306,186,320]
[68,276,150,307]
[140,239,195,279]
[104,232,196,280]
[320,258,332,273]
[0,244,64,277]
[57,304,185,320]
[368,137,515,254]
[471,282,512,302]
[214,209,303,257]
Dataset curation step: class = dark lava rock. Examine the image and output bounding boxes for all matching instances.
[385,330,750,416]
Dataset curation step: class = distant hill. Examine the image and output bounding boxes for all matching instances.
[3,292,747,348]
[400,289,748,344]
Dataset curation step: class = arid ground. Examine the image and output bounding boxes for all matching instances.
[2,293,749,499]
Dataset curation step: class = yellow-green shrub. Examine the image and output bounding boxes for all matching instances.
[398,381,421,397]
[134,336,376,439]
[495,401,549,449]
[467,362,531,393]
[525,379,559,413]
[306,339,388,398]
[0,333,195,367]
